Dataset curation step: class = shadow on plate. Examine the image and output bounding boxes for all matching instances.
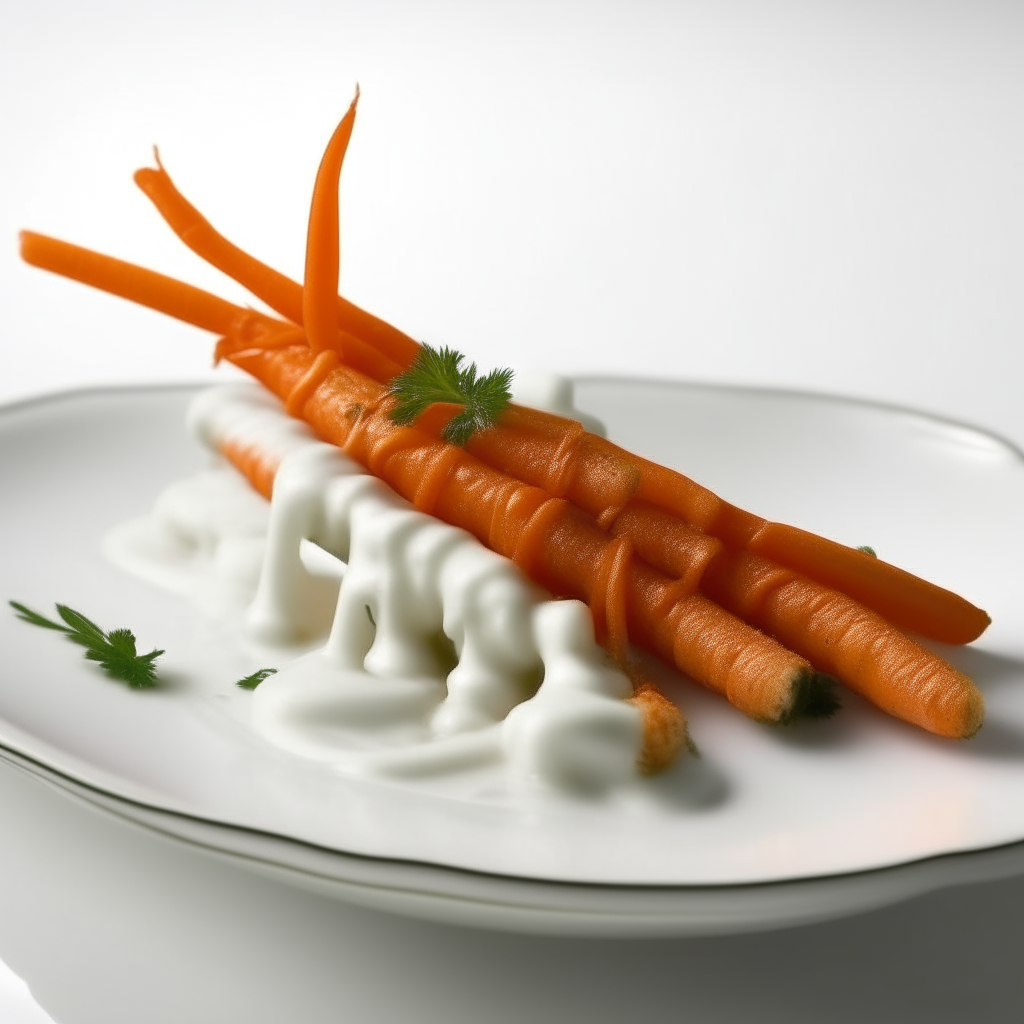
[644,747,731,811]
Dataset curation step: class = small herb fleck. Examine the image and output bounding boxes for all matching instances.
[236,667,278,690]
[388,344,513,446]
[364,604,376,627]
[857,545,878,557]
[10,600,163,689]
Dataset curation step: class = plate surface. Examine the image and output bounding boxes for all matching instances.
[2,381,1024,934]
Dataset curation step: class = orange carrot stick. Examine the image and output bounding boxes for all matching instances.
[742,522,990,645]
[701,549,984,738]
[465,409,990,645]
[134,153,306,326]
[133,159,419,369]
[19,231,277,340]
[303,91,358,355]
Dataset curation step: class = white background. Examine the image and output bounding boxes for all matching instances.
[2,0,1022,442]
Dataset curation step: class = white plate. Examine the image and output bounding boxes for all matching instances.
[2,381,1024,936]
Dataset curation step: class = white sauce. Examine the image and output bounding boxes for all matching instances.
[106,381,643,792]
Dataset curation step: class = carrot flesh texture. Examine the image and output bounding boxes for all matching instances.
[701,549,984,737]
[134,160,418,372]
[468,407,643,522]
[303,93,358,356]
[629,682,687,774]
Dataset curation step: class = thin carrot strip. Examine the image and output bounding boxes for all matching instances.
[19,231,271,339]
[135,154,304,325]
[304,93,358,356]
[512,498,572,579]
[285,349,340,417]
[598,537,633,663]
[412,445,462,514]
[134,153,420,369]
[608,500,724,594]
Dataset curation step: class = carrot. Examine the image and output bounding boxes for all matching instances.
[700,549,984,738]
[133,165,419,370]
[303,90,358,356]
[125,107,988,646]
[606,500,725,595]
[463,409,990,645]
[19,231,277,340]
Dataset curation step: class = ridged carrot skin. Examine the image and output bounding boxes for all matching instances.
[464,412,991,645]
[700,549,984,738]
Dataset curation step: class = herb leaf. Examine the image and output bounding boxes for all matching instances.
[10,600,163,689]
[236,667,277,690]
[388,344,513,446]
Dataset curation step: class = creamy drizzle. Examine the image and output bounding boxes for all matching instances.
[106,381,643,791]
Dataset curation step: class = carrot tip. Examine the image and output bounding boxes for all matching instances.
[778,670,842,726]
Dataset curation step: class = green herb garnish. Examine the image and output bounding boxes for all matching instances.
[236,667,277,690]
[10,600,163,689]
[857,545,878,557]
[388,344,513,446]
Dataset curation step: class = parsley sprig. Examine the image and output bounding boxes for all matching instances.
[236,667,277,690]
[388,344,513,446]
[10,600,163,689]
